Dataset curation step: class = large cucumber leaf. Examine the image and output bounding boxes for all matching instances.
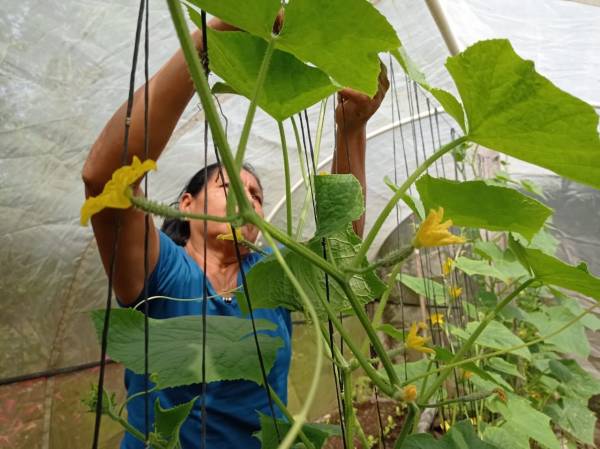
[398,273,447,305]
[509,235,600,302]
[449,39,600,189]
[486,394,561,449]
[207,30,336,120]
[416,174,553,240]
[239,228,384,320]
[314,174,364,237]
[191,0,400,96]
[186,0,280,39]
[150,397,197,449]
[91,309,282,388]
[277,0,400,95]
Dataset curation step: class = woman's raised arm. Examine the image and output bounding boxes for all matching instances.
[81,20,234,305]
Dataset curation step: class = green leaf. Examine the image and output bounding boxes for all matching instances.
[545,396,597,445]
[473,241,530,282]
[390,49,467,132]
[90,309,282,388]
[376,323,406,342]
[556,294,600,330]
[254,413,341,449]
[416,174,553,240]
[487,357,525,380]
[511,238,600,301]
[398,273,447,305]
[314,174,364,236]
[207,30,336,121]
[211,81,238,95]
[277,0,400,95]
[512,227,559,256]
[483,425,530,449]
[151,397,197,449]
[240,228,384,320]
[455,321,531,360]
[391,47,429,91]
[429,88,466,132]
[402,420,500,449]
[454,257,511,283]
[186,0,280,39]
[446,39,600,189]
[486,394,561,449]
[549,359,600,399]
[384,175,425,219]
[524,306,590,357]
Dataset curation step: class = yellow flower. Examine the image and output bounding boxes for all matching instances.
[462,370,473,380]
[448,286,463,299]
[442,420,451,432]
[217,225,244,242]
[80,156,156,225]
[412,207,465,248]
[442,258,454,276]
[403,384,417,402]
[405,322,435,354]
[417,321,428,331]
[430,313,445,326]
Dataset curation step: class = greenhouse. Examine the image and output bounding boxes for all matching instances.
[1,0,599,448]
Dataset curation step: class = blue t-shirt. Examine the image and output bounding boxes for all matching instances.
[120,231,292,449]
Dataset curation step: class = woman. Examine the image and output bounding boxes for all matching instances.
[82,16,388,449]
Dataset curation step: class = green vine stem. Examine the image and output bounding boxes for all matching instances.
[359,260,406,356]
[166,0,251,216]
[268,386,317,449]
[344,246,413,275]
[106,407,168,449]
[277,121,293,236]
[129,193,236,223]
[260,229,324,449]
[338,281,401,388]
[342,368,355,448]
[353,136,468,268]
[393,402,418,449]
[235,36,277,167]
[420,278,535,404]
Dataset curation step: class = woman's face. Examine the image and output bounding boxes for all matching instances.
[180,168,264,247]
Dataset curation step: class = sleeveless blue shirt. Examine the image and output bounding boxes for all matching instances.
[120,231,292,449]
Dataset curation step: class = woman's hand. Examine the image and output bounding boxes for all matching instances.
[335,63,389,131]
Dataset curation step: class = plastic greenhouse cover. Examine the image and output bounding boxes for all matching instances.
[1,0,599,447]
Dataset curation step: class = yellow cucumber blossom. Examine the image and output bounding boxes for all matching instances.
[448,286,463,299]
[80,156,156,226]
[442,258,454,276]
[405,322,435,354]
[403,384,417,402]
[217,225,244,242]
[430,313,445,326]
[412,207,465,248]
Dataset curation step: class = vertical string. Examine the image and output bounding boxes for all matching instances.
[142,0,151,445]
[91,1,146,448]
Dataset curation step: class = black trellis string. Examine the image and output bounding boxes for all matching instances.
[200,9,210,449]
[298,102,349,448]
[142,0,151,444]
[411,84,451,426]
[91,0,146,448]
[197,12,282,443]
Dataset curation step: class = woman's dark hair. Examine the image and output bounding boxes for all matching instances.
[161,162,262,246]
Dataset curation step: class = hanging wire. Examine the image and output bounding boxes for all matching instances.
[301,104,349,448]
[142,0,151,444]
[199,9,210,449]
[91,0,147,447]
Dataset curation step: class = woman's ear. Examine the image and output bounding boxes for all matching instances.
[179,192,194,212]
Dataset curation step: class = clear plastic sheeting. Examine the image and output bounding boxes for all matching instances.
[1,0,600,447]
